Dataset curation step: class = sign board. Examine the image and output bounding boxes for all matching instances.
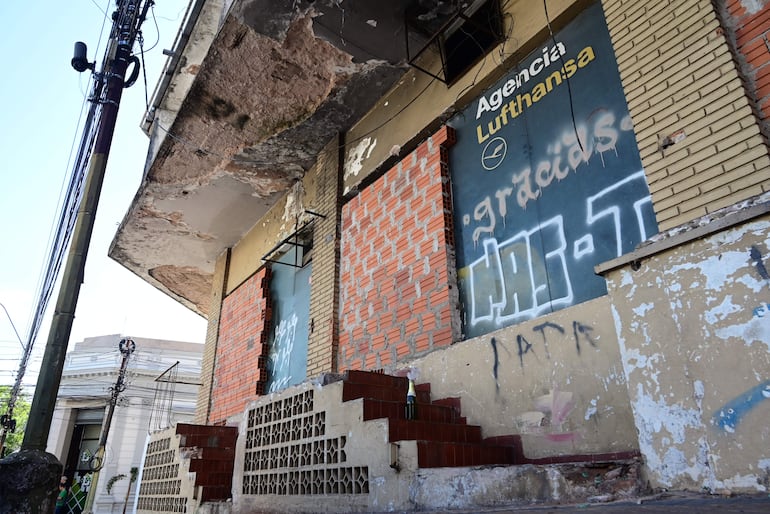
[448,2,658,339]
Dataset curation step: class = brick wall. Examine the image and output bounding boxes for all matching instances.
[209,266,272,424]
[602,0,770,230]
[722,0,770,127]
[338,126,459,371]
[195,249,230,424]
[307,136,342,377]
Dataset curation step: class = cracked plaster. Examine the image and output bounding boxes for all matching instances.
[111,0,408,313]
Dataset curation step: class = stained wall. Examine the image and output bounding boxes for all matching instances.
[605,210,770,491]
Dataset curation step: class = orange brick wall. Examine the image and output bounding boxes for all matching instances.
[209,266,272,423]
[338,126,459,371]
[724,0,770,125]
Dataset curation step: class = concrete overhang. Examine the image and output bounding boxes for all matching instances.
[109,0,455,316]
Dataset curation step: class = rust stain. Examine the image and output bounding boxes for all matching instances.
[149,265,213,316]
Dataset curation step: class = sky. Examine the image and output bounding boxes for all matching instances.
[0,0,207,392]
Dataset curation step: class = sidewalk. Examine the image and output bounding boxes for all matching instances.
[382,492,770,513]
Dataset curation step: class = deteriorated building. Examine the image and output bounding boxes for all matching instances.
[110,0,770,511]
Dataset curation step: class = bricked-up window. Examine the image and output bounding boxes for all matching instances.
[212,267,272,422]
[406,0,504,84]
[339,127,457,371]
[447,3,658,339]
[265,246,312,393]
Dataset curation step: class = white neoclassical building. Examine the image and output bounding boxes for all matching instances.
[47,334,203,514]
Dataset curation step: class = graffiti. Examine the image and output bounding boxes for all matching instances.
[467,215,571,325]
[479,111,638,228]
[753,303,770,318]
[516,386,577,441]
[464,172,654,331]
[265,246,311,393]
[747,247,769,318]
[572,321,598,354]
[449,3,658,340]
[749,245,769,281]
[532,321,561,359]
[468,112,631,226]
[493,320,598,369]
[516,334,535,366]
[490,337,500,391]
[712,380,770,433]
[268,313,298,394]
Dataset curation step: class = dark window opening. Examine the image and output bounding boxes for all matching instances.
[261,211,325,268]
[406,0,504,84]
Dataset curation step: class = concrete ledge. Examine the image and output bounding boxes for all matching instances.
[595,194,770,275]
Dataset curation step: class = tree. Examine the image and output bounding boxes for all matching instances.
[0,385,31,455]
[106,466,139,514]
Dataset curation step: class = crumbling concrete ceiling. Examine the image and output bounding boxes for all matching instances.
[111,0,427,315]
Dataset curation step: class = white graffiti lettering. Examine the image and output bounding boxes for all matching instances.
[466,174,653,328]
[469,215,572,325]
[465,112,632,240]
[580,171,652,258]
[268,312,298,393]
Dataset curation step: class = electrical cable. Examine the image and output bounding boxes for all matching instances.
[25,0,114,351]
[141,5,161,54]
[139,32,150,109]
[1,1,153,450]
[542,0,584,152]
[89,0,108,18]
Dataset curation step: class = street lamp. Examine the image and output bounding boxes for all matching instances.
[0,302,25,350]
[0,301,30,457]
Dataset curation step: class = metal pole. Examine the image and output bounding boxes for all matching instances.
[0,3,151,511]
[0,302,27,457]
[22,0,149,453]
[82,338,135,514]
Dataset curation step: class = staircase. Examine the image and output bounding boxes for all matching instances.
[342,370,519,468]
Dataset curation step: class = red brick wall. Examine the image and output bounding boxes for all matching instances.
[209,267,271,423]
[725,0,770,122]
[339,126,458,371]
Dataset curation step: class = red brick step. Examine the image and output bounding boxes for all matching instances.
[342,370,516,469]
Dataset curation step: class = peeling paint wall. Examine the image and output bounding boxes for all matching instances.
[399,295,638,460]
[226,151,321,294]
[605,213,770,492]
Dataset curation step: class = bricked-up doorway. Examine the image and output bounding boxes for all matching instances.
[266,246,312,393]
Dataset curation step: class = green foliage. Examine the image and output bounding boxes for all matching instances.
[107,467,138,497]
[106,473,126,494]
[0,385,31,455]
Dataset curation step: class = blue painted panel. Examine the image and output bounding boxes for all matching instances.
[265,247,311,393]
[448,3,658,339]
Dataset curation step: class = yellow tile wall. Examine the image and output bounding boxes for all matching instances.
[602,0,770,230]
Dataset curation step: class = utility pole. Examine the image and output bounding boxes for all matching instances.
[0,1,153,511]
[22,0,152,452]
[82,338,136,514]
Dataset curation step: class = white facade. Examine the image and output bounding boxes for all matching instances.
[47,334,203,514]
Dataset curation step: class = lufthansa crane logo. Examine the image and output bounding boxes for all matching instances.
[481,136,507,170]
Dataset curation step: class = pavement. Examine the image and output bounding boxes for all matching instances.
[389,492,770,513]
